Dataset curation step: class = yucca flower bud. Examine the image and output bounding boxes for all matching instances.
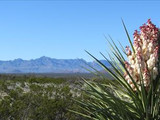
[124,19,159,91]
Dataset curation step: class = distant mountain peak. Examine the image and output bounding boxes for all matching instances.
[0,57,110,73]
[13,58,24,62]
[14,58,23,61]
[39,56,51,59]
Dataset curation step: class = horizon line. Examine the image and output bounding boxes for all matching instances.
[0,56,99,62]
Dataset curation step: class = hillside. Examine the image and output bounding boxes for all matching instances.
[0,56,110,73]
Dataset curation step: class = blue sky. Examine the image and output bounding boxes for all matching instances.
[0,1,159,61]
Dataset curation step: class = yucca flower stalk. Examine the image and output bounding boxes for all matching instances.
[124,19,159,92]
[71,19,160,120]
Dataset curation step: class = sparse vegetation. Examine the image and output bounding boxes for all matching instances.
[0,74,87,120]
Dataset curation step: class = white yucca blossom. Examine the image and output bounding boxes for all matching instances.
[124,19,159,91]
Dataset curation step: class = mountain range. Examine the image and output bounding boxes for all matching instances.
[0,56,110,73]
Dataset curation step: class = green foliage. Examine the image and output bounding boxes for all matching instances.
[0,75,83,120]
[27,77,67,84]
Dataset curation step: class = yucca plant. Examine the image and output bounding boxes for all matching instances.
[71,19,160,120]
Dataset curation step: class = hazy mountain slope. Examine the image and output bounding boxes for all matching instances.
[0,56,111,73]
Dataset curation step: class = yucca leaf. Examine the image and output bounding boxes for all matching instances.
[121,19,135,53]
[108,35,125,61]
[104,35,125,61]
[69,109,97,119]
[118,40,127,55]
